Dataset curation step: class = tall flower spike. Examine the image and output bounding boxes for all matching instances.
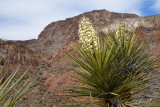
[115,25,129,43]
[115,25,124,40]
[78,17,99,52]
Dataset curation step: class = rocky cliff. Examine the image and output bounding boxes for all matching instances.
[0,39,45,66]
[16,10,139,53]
[1,9,160,106]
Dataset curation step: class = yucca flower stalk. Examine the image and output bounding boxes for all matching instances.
[78,17,99,52]
[65,17,160,106]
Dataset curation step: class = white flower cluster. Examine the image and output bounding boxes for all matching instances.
[115,25,124,40]
[116,25,130,44]
[78,17,99,52]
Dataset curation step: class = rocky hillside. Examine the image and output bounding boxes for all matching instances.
[0,39,48,80]
[1,10,160,106]
[0,39,45,65]
[102,14,160,55]
[16,10,139,53]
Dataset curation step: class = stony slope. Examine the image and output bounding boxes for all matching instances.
[1,10,159,106]
[0,39,48,83]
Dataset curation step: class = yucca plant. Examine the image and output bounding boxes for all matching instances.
[65,17,160,106]
[0,61,34,107]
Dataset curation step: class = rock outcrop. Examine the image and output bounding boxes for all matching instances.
[0,40,45,66]
[17,10,139,53]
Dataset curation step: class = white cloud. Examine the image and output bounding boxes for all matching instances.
[152,0,160,11]
[0,0,81,40]
[87,0,143,15]
[0,0,152,40]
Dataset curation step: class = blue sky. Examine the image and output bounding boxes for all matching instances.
[0,0,160,40]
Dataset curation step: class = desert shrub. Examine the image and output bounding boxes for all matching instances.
[0,62,34,107]
[65,17,160,106]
